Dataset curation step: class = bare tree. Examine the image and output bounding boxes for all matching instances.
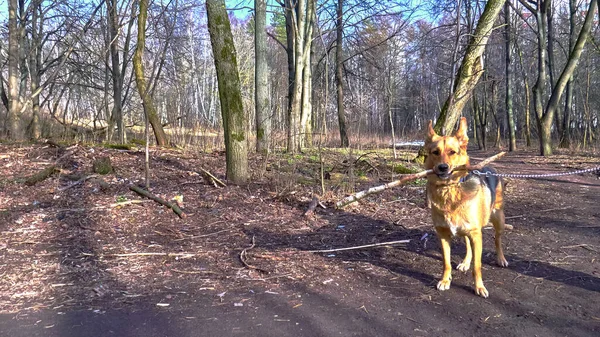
[133,0,169,146]
[255,0,270,153]
[7,0,23,140]
[335,0,349,148]
[206,0,248,184]
[505,0,516,151]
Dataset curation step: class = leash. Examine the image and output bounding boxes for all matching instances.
[472,166,600,179]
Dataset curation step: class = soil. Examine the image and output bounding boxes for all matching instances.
[0,143,599,337]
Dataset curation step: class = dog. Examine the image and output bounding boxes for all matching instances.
[424,117,508,298]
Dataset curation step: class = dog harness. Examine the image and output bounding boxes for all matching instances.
[461,167,500,206]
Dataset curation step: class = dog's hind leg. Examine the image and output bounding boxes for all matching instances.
[491,209,509,267]
[457,236,472,272]
[435,227,453,291]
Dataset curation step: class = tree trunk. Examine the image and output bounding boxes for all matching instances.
[435,0,505,135]
[285,0,314,153]
[504,1,516,151]
[28,0,43,140]
[107,0,125,144]
[206,0,248,184]
[415,0,504,163]
[546,4,563,136]
[7,0,23,141]
[300,1,315,149]
[133,0,168,146]
[254,0,270,153]
[335,0,349,147]
[538,0,597,156]
[560,0,577,148]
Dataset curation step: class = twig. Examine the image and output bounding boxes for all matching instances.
[306,239,411,253]
[81,252,196,258]
[198,167,226,188]
[560,244,598,252]
[129,185,185,218]
[58,174,100,191]
[239,236,268,273]
[336,152,506,208]
[174,228,231,241]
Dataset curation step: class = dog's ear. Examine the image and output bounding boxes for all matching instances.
[426,120,437,142]
[455,117,469,150]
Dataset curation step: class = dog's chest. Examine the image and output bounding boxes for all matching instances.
[434,215,469,236]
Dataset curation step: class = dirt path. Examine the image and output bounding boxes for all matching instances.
[0,146,599,336]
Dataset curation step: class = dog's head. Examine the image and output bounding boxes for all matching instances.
[424,117,470,181]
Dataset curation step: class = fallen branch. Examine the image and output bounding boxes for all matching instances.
[240,236,269,273]
[198,167,226,188]
[303,196,320,217]
[81,252,196,258]
[307,239,411,253]
[58,174,99,191]
[24,165,60,186]
[336,152,506,208]
[129,185,185,218]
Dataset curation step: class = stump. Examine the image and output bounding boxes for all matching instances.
[93,157,113,175]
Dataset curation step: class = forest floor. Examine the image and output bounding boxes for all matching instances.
[0,142,599,337]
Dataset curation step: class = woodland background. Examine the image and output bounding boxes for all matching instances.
[0,0,598,161]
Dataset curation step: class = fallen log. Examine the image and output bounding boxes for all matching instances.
[335,152,506,208]
[25,165,60,186]
[129,185,185,218]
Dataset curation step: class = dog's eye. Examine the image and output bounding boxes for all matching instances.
[448,150,457,155]
[432,150,440,156]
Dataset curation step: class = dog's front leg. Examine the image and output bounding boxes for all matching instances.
[435,227,453,291]
[457,236,472,272]
[468,230,489,298]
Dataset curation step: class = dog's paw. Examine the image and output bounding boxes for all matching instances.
[457,261,471,272]
[437,279,452,291]
[475,285,489,298]
[497,256,509,267]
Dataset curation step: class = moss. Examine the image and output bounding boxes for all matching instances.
[257,128,265,140]
[231,132,245,142]
[93,157,114,175]
[129,138,146,146]
[393,164,419,175]
[104,143,132,150]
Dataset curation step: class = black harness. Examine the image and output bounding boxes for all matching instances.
[461,167,500,206]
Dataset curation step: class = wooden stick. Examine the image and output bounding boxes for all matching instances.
[335,152,506,208]
[239,236,268,273]
[58,174,99,191]
[198,167,226,187]
[81,252,196,258]
[129,185,185,218]
[307,239,411,253]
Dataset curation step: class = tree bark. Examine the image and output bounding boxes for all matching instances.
[133,0,169,146]
[28,0,43,140]
[107,0,125,144]
[285,0,315,153]
[335,0,349,147]
[299,3,315,149]
[538,0,597,155]
[7,0,23,141]
[206,0,248,184]
[560,0,577,148]
[504,1,516,151]
[415,0,504,163]
[435,0,505,135]
[254,0,270,153]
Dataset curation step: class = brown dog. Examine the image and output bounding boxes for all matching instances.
[424,117,508,298]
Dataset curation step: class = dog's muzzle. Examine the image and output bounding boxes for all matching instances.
[435,164,452,179]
